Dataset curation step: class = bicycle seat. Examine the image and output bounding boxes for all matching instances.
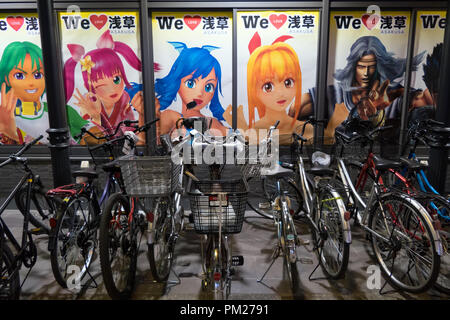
[72,168,98,180]
[102,160,121,173]
[307,165,335,177]
[261,162,293,177]
[373,155,402,171]
[399,157,427,171]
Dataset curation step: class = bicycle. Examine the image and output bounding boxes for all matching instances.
[173,116,248,299]
[0,135,44,299]
[398,118,450,294]
[98,118,164,300]
[286,118,351,280]
[46,120,137,290]
[334,119,442,293]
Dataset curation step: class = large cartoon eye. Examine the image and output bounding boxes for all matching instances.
[113,75,122,85]
[204,83,215,93]
[284,78,294,88]
[14,72,25,80]
[184,79,196,89]
[34,72,43,80]
[262,82,274,93]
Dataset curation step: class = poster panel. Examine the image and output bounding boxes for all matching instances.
[325,10,421,142]
[0,13,48,144]
[236,10,320,145]
[59,11,144,144]
[152,11,233,137]
[409,10,447,123]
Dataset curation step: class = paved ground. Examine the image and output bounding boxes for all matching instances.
[2,208,448,301]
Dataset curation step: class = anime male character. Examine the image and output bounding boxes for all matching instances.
[291,36,427,137]
[0,41,87,144]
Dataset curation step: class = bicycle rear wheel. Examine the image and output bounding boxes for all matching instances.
[369,192,440,293]
[0,243,20,300]
[148,197,174,282]
[99,193,137,300]
[312,186,350,279]
[50,195,97,289]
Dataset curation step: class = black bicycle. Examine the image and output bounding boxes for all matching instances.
[0,135,44,299]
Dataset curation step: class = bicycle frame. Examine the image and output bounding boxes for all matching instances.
[0,170,36,275]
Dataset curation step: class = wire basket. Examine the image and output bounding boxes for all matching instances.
[239,142,276,179]
[86,139,126,168]
[117,155,182,197]
[188,179,248,234]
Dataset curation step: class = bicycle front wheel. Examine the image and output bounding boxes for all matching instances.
[369,192,440,293]
[0,243,20,300]
[420,195,450,294]
[148,197,174,282]
[50,195,97,289]
[312,186,350,279]
[280,200,300,293]
[99,193,137,300]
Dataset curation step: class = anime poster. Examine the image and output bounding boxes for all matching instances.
[0,13,48,145]
[409,10,447,123]
[236,10,320,145]
[152,11,233,137]
[59,11,145,144]
[323,10,426,140]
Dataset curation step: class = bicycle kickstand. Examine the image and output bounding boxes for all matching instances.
[257,245,280,283]
[308,247,329,281]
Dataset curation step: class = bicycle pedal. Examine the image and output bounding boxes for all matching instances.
[231,255,244,266]
[30,228,46,235]
[297,237,310,246]
[299,257,314,264]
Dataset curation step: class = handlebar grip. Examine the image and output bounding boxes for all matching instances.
[273,120,280,129]
[137,118,160,132]
[123,119,139,127]
[292,132,307,142]
[16,134,43,156]
[426,119,444,126]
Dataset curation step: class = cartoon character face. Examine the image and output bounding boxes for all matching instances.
[354,54,377,89]
[91,71,125,105]
[7,54,45,102]
[178,68,217,112]
[256,72,296,113]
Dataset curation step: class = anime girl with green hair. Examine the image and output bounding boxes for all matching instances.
[0,41,87,144]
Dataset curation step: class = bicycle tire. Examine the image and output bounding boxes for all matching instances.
[418,194,450,294]
[312,185,350,279]
[247,176,303,220]
[148,197,173,282]
[15,184,55,235]
[0,243,20,300]
[99,193,137,300]
[369,192,440,293]
[50,195,97,289]
[280,198,300,293]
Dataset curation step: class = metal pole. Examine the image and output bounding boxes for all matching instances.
[315,0,330,143]
[428,1,450,193]
[37,0,72,187]
[140,0,157,155]
[398,9,417,155]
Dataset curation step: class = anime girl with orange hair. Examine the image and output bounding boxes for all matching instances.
[224,32,312,144]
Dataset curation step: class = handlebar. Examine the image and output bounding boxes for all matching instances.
[74,119,140,141]
[0,134,43,168]
[335,125,393,144]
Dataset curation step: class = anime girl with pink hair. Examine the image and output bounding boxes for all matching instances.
[64,30,146,140]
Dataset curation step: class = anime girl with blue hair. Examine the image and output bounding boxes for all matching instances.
[155,42,228,136]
